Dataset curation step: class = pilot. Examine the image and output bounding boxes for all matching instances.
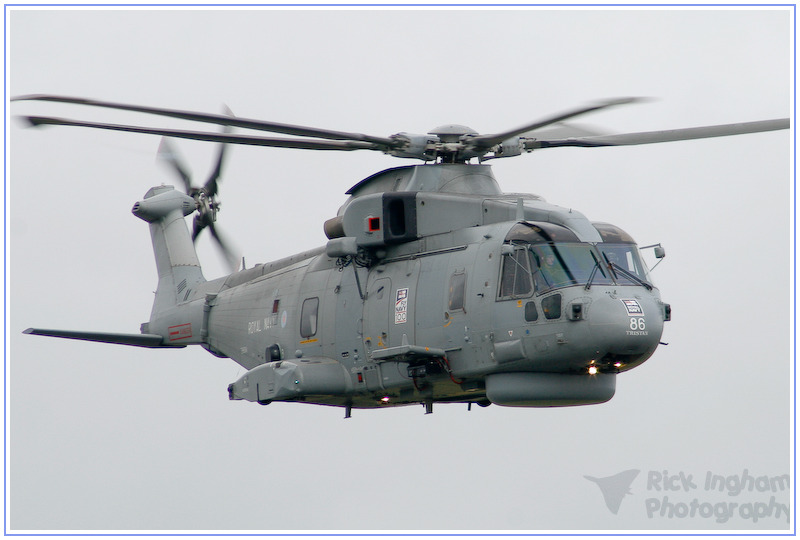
[535,251,570,290]
[603,251,623,278]
[605,251,620,266]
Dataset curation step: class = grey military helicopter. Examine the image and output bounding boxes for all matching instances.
[16,94,790,416]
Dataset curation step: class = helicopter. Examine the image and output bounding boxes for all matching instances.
[15,94,790,417]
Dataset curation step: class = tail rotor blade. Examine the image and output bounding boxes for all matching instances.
[208,222,240,273]
[191,215,205,242]
[203,143,226,198]
[157,138,194,194]
[203,106,234,197]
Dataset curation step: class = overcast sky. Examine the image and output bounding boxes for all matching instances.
[6,6,794,534]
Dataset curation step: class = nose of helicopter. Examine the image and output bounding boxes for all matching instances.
[587,296,664,371]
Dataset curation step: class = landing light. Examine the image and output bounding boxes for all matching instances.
[588,366,598,375]
[614,362,622,368]
[381,396,391,403]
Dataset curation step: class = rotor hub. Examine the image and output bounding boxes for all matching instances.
[428,124,478,143]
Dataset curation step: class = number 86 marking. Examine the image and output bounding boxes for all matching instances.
[630,317,646,331]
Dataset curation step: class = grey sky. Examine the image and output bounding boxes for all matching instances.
[7,7,793,532]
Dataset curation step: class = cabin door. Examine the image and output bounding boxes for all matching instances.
[363,276,391,356]
[363,259,420,355]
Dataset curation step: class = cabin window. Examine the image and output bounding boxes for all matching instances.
[270,299,281,326]
[448,272,467,312]
[542,294,562,320]
[498,246,533,299]
[524,301,539,322]
[300,297,319,338]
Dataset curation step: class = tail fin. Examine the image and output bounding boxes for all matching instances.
[23,185,204,349]
[132,185,205,318]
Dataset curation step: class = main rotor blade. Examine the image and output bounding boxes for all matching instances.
[20,115,379,151]
[530,118,790,149]
[13,94,397,147]
[469,97,646,149]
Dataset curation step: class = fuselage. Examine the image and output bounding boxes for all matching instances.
[149,164,669,410]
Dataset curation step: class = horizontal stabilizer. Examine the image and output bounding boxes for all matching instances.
[23,328,185,349]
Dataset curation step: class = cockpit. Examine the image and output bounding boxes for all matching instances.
[498,221,654,298]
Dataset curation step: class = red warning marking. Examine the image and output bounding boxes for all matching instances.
[168,323,193,341]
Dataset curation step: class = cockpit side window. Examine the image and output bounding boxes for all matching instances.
[498,246,533,299]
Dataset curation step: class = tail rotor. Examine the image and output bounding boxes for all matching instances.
[156,108,239,272]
